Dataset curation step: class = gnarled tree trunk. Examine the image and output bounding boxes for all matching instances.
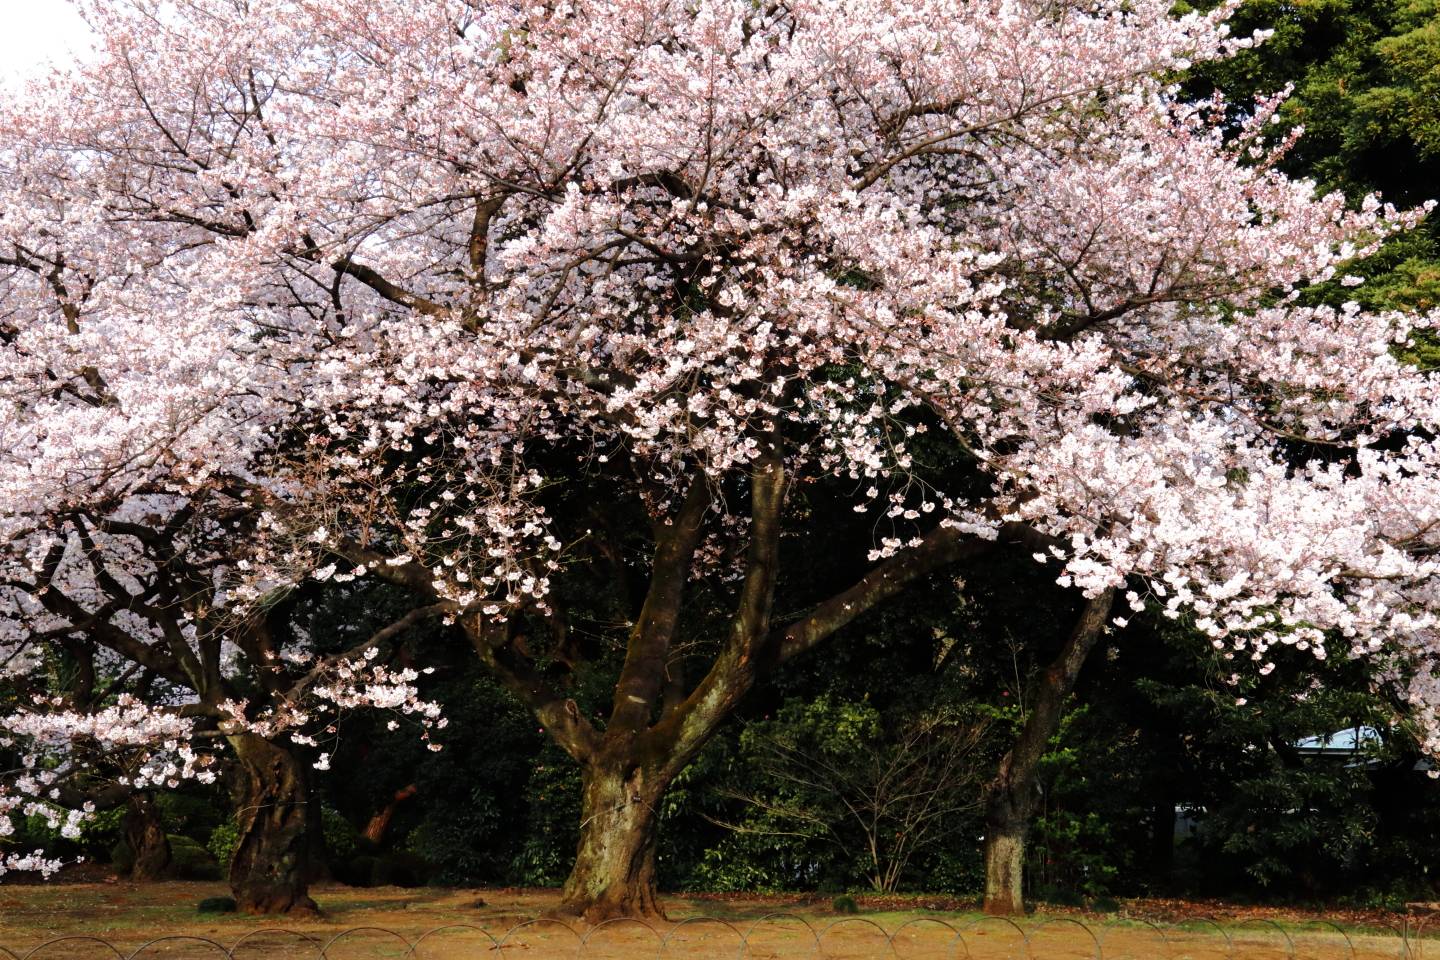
[122,792,172,881]
[982,589,1115,915]
[555,761,665,921]
[227,734,317,915]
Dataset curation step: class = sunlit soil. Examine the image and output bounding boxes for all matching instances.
[0,883,1425,960]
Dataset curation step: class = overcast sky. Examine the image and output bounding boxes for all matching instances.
[0,2,93,87]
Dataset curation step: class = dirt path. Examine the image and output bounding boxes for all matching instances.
[0,884,1420,960]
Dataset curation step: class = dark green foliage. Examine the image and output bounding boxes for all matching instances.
[168,835,223,881]
[322,661,583,887]
[1019,615,1440,905]
[322,806,360,865]
[157,791,230,846]
[108,838,133,876]
[1027,709,1130,900]
[10,805,123,868]
[1089,895,1122,913]
[206,821,239,868]
[1184,0,1440,322]
[368,852,432,888]
[832,895,859,914]
[196,897,238,914]
[691,694,988,894]
[1034,887,1085,908]
[656,550,1077,897]
[300,613,556,885]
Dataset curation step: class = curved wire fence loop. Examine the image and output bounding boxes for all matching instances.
[1163,921,1232,960]
[1171,918,1236,960]
[959,918,1029,939]
[1097,918,1171,960]
[740,913,821,960]
[659,917,745,960]
[21,936,128,960]
[579,918,663,960]
[127,935,234,960]
[817,917,896,960]
[1406,915,1440,960]
[407,925,500,960]
[959,916,1029,960]
[1401,920,1424,960]
[497,920,584,960]
[1234,919,1296,960]
[1027,918,1102,960]
[319,926,414,960]
[1294,920,1356,960]
[1368,924,1404,960]
[230,930,323,951]
[0,916,1418,960]
[228,930,324,960]
[1388,919,1420,960]
[889,917,964,960]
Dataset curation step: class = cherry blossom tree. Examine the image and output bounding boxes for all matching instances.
[0,690,205,880]
[0,501,445,912]
[3,0,1440,921]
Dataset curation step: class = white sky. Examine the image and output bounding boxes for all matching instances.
[0,2,93,87]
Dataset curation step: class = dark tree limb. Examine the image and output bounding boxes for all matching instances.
[609,476,711,735]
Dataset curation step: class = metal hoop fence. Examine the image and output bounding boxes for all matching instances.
[0,914,1435,960]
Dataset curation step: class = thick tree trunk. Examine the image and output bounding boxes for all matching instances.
[981,590,1115,916]
[122,793,172,881]
[227,734,318,915]
[983,807,1028,915]
[554,762,665,923]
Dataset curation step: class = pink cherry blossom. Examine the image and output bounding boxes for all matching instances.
[1,0,1440,865]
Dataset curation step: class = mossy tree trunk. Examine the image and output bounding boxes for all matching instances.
[227,733,317,915]
[983,822,1027,916]
[556,760,665,920]
[982,590,1115,915]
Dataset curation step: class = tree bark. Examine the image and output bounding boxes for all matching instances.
[227,734,318,915]
[122,793,172,881]
[983,817,1028,915]
[554,760,666,922]
[982,589,1116,915]
[363,784,418,845]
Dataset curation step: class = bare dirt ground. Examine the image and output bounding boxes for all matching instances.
[0,883,1423,960]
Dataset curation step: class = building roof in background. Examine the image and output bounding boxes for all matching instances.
[1293,725,1383,756]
